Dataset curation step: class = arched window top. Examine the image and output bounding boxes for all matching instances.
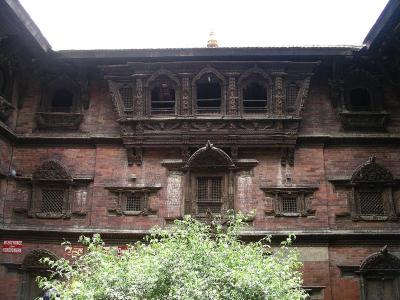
[238,67,271,85]
[351,156,393,183]
[33,160,72,181]
[192,66,226,86]
[186,141,234,169]
[360,246,400,272]
[51,88,73,112]
[22,249,58,270]
[145,69,180,88]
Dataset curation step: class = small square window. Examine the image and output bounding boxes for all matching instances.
[41,189,64,213]
[126,194,145,212]
[281,196,298,213]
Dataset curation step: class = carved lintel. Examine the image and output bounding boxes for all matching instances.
[127,147,143,166]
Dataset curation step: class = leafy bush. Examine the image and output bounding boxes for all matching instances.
[38,214,307,300]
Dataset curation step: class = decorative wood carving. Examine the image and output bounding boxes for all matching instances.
[296,76,311,116]
[35,112,83,130]
[360,246,400,272]
[22,249,58,270]
[181,75,191,115]
[352,156,394,183]
[127,147,143,166]
[272,73,285,115]
[107,80,125,118]
[135,78,144,116]
[186,140,234,169]
[33,160,72,182]
[227,76,238,115]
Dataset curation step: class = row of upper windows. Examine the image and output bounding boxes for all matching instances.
[118,77,301,114]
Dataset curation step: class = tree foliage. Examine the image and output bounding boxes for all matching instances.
[38,215,307,300]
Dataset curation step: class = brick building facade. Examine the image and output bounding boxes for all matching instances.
[1,0,400,299]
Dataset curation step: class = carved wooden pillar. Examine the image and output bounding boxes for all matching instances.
[272,72,286,116]
[180,74,192,115]
[226,73,239,115]
[133,75,145,117]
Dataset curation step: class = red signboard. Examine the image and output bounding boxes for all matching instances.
[2,240,22,254]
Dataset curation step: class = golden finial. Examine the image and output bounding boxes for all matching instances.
[207,30,219,48]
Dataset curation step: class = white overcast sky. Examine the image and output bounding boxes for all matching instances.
[19,0,389,50]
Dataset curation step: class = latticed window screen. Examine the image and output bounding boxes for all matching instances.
[359,191,385,215]
[286,83,299,110]
[281,196,298,213]
[119,86,133,109]
[126,194,145,211]
[197,177,222,214]
[41,189,64,213]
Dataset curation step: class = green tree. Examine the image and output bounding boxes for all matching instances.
[38,214,307,300]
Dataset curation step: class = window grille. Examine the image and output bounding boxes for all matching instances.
[119,86,133,109]
[197,177,222,214]
[286,83,299,110]
[41,189,64,213]
[359,191,384,215]
[126,194,144,211]
[281,196,298,213]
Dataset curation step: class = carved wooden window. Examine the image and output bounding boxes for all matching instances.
[348,88,372,111]
[151,82,175,114]
[243,82,268,112]
[286,82,299,111]
[119,86,133,110]
[359,247,400,300]
[196,176,223,214]
[51,88,73,112]
[196,74,221,113]
[348,157,397,221]
[276,194,307,216]
[40,188,65,214]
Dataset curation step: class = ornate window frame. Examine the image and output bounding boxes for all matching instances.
[14,160,92,219]
[145,69,181,116]
[330,68,389,131]
[192,67,226,115]
[106,186,161,216]
[238,67,272,115]
[20,249,59,300]
[330,156,398,221]
[260,186,317,217]
[36,75,84,130]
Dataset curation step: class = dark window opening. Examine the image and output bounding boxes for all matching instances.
[196,75,221,113]
[286,83,299,111]
[281,196,298,213]
[120,86,133,109]
[349,88,372,111]
[126,194,145,211]
[243,82,268,112]
[0,69,5,94]
[197,177,222,214]
[41,189,64,213]
[151,83,175,114]
[51,89,73,112]
[359,190,385,216]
